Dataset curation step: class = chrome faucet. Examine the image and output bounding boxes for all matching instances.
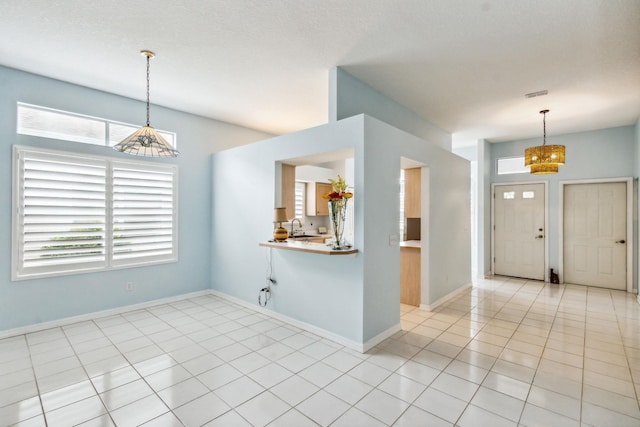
[290,218,302,236]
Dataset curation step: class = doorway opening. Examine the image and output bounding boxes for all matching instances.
[399,158,429,330]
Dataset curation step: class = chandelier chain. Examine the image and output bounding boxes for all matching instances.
[146,54,151,126]
[542,111,546,146]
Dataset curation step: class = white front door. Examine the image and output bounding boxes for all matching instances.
[494,183,545,280]
[563,182,627,290]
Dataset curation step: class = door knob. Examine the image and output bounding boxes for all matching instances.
[616,239,626,244]
[535,235,544,239]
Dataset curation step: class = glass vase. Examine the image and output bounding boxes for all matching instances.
[328,198,348,249]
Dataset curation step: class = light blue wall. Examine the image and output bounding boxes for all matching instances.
[363,117,470,309]
[490,125,637,288]
[211,117,366,344]
[479,140,492,277]
[0,66,271,331]
[329,67,452,151]
[210,115,470,345]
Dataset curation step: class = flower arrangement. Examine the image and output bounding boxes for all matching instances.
[323,175,352,249]
[322,175,353,201]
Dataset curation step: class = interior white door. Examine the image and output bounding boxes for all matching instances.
[564,182,626,290]
[494,184,545,280]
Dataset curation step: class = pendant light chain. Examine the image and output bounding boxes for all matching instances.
[113,49,179,157]
[542,110,546,146]
[146,53,151,126]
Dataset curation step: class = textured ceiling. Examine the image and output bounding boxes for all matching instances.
[1,0,639,147]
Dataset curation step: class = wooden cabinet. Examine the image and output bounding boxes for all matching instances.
[400,247,421,306]
[404,168,421,218]
[281,164,296,221]
[306,182,332,216]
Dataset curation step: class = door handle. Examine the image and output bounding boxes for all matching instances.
[615,239,626,244]
[535,235,544,239]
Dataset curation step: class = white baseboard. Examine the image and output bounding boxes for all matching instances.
[420,282,472,312]
[361,323,402,353]
[0,290,210,340]
[2,288,401,354]
[209,290,373,353]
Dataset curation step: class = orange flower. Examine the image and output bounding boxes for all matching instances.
[324,176,354,201]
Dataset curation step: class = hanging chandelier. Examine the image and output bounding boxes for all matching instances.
[524,109,564,174]
[113,50,179,157]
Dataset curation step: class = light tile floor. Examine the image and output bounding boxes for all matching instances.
[1,276,640,426]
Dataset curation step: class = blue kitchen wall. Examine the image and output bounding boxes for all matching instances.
[0,65,271,332]
[490,125,637,288]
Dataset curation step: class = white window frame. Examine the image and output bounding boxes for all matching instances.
[496,156,528,175]
[12,145,178,280]
[16,102,177,149]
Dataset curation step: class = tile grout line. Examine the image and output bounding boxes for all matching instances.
[457,277,548,426]
[24,334,48,427]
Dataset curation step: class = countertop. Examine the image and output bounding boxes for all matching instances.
[400,240,421,249]
[259,240,357,255]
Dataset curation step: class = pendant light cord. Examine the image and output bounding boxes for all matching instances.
[146,54,151,126]
[540,109,548,146]
[542,112,546,146]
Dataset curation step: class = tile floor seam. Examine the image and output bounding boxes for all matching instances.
[403,277,515,424]
[516,281,575,425]
[24,335,47,427]
[612,292,640,411]
[66,312,192,426]
[60,319,119,426]
[458,277,548,426]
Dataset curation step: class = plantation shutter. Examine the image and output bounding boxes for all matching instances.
[16,150,107,277]
[111,162,177,266]
[294,182,306,219]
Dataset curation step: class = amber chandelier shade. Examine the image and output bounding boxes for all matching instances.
[524,110,564,174]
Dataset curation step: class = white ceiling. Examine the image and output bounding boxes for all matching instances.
[1,1,639,147]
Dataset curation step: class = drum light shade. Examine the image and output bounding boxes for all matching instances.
[524,110,564,174]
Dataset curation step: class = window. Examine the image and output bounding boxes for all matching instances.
[522,191,535,199]
[294,181,306,220]
[497,156,528,175]
[503,191,515,199]
[17,103,176,149]
[13,146,178,280]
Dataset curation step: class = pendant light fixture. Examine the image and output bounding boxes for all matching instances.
[113,50,179,157]
[524,109,564,174]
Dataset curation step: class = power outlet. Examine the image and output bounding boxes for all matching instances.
[126,282,134,292]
